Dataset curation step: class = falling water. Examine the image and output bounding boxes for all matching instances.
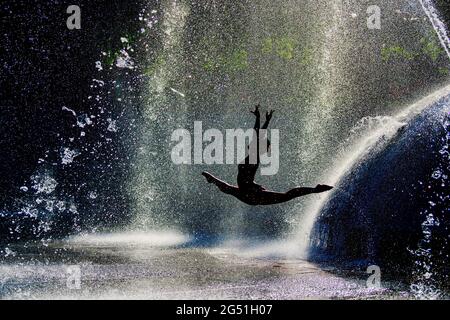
[408,0,450,299]
[2,0,450,300]
[293,84,450,257]
[130,0,190,230]
[407,110,449,299]
[419,0,450,60]
[124,0,450,246]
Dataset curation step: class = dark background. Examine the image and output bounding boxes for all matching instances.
[435,0,450,27]
[1,1,449,240]
[0,0,154,239]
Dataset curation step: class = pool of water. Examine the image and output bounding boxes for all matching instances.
[0,233,411,300]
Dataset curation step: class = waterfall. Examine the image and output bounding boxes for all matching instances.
[129,0,190,230]
[286,0,450,258]
[419,0,450,60]
[293,84,450,258]
[408,0,450,299]
[3,0,450,300]
[124,0,450,248]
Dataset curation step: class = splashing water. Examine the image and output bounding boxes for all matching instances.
[409,213,442,299]
[69,230,190,247]
[61,148,80,165]
[125,0,450,241]
[31,171,58,195]
[3,0,450,300]
[409,108,449,299]
[419,0,450,60]
[408,0,450,298]
[293,84,450,258]
[5,0,450,279]
[116,49,135,69]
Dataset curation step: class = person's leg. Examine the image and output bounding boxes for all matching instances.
[202,172,237,195]
[254,185,334,205]
[287,184,333,197]
[285,187,316,199]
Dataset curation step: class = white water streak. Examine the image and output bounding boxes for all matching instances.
[292,84,450,258]
[419,0,450,60]
[69,230,189,247]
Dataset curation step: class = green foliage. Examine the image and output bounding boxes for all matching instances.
[202,58,216,71]
[420,35,444,62]
[104,50,120,66]
[261,38,273,54]
[299,46,314,66]
[275,37,295,60]
[260,36,314,66]
[202,49,249,73]
[381,46,416,62]
[261,36,296,60]
[438,67,449,75]
[381,33,446,64]
[102,31,141,67]
[144,55,166,76]
[228,49,249,71]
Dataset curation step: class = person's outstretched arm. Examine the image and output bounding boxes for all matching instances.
[250,105,261,131]
[248,105,262,164]
[262,110,274,129]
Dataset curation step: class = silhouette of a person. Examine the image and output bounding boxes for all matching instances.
[202,105,333,205]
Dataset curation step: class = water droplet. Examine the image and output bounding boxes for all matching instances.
[431,170,442,179]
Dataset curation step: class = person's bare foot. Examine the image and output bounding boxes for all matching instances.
[202,172,215,183]
[315,184,334,193]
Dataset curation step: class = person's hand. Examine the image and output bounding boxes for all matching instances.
[251,105,261,117]
[266,110,274,122]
